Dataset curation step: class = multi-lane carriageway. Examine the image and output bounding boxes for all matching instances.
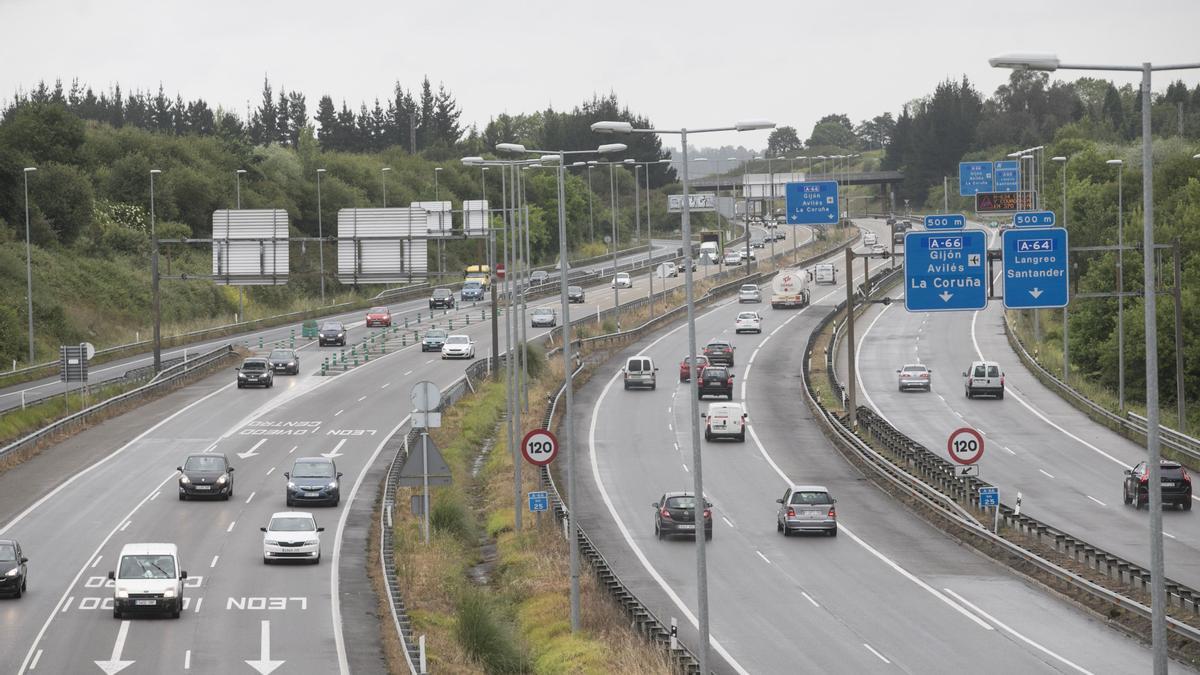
[576,218,1186,673]
[0,226,802,674]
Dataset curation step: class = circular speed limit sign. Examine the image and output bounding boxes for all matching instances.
[521,428,559,466]
[947,427,985,465]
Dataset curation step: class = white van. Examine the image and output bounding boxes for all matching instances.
[699,241,720,263]
[813,263,837,285]
[109,543,187,618]
[863,231,878,247]
[622,356,658,391]
[963,360,1005,399]
[702,402,747,442]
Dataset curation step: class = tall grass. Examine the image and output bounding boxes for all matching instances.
[454,590,530,673]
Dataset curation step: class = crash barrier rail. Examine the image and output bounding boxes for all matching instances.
[1003,316,1200,465]
[1,353,198,413]
[0,345,236,464]
[809,274,1200,650]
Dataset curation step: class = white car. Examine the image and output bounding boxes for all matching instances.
[737,284,762,303]
[611,272,632,288]
[872,243,887,254]
[441,334,476,359]
[262,511,323,565]
[723,252,742,266]
[734,311,763,334]
[702,402,747,442]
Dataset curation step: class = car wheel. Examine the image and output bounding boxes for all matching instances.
[179,493,187,501]
[965,388,972,399]
[655,524,663,540]
[704,531,712,541]
[286,498,294,507]
[113,608,122,619]
[171,599,182,618]
[263,557,271,565]
[13,583,21,598]
[898,384,904,392]
[313,552,321,565]
[333,498,340,507]
[1185,500,1193,511]
[998,388,1005,400]
[737,432,746,442]
[829,526,838,537]
[650,383,656,391]
[1123,487,1132,505]
[624,382,630,390]
[704,431,712,441]
[237,383,243,389]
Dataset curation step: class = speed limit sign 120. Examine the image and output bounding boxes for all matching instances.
[947,427,984,465]
[521,428,559,466]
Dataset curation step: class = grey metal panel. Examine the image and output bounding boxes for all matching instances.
[336,208,428,284]
[411,201,452,237]
[211,209,290,286]
[462,200,489,237]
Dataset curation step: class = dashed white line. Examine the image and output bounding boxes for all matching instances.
[288,445,297,454]
[266,467,275,476]
[943,589,1094,674]
[119,521,131,531]
[357,396,367,402]
[381,382,392,388]
[863,644,891,664]
[245,492,256,504]
[1039,469,1055,479]
[193,596,203,613]
[29,650,42,670]
[149,491,160,501]
[1087,495,1106,507]
[756,550,771,564]
[90,556,101,569]
[60,600,71,613]
[184,649,191,669]
[1003,446,1016,455]
[403,370,414,376]
[334,409,344,417]
[801,591,820,608]
[1165,531,1177,540]
[722,516,735,528]
[668,423,673,431]
[210,555,219,568]
[425,359,435,364]
[954,411,964,419]
[227,521,236,533]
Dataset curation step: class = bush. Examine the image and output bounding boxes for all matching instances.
[429,493,474,544]
[454,590,529,673]
[521,342,547,380]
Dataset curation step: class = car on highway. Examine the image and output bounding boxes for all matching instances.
[262,511,324,564]
[441,334,476,359]
[0,540,27,598]
[697,366,734,400]
[896,363,932,392]
[236,357,274,389]
[738,284,762,303]
[963,360,1004,399]
[703,339,735,366]
[109,543,187,619]
[430,287,455,309]
[421,329,448,352]
[365,306,392,327]
[1124,460,1193,510]
[177,453,235,500]
[676,258,697,273]
[622,356,658,390]
[318,321,347,346]
[702,401,746,441]
[530,307,557,327]
[529,270,550,286]
[284,457,342,507]
[813,263,837,285]
[567,285,586,303]
[734,311,763,334]
[652,492,713,540]
[777,484,838,537]
[738,248,756,261]
[460,280,485,302]
[893,231,905,245]
[678,355,709,382]
[723,251,742,266]
[863,231,878,247]
[268,348,300,375]
[750,238,766,249]
[611,272,632,288]
[871,243,887,255]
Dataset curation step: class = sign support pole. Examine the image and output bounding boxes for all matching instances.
[845,247,858,429]
[422,429,430,545]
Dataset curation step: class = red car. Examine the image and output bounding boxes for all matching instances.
[679,355,709,383]
[365,306,392,327]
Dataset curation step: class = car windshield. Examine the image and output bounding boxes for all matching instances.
[183,456,225,472]
[322,323,343,331]
[425,330,447,339]
[903,365,927,372]
[740,285,757,292]
[569,286,582,294]
[293,461,334,478]
[973,365,987,377]
[118,554,176,579]
[433,289,451,297]
[987,366,1000,377]
[626,359,650,372]
[446,336,469,345]
[665,496,696,510]
[791,491,833,505]
[463,281,481,289]
[242,361,267,371]
[369,307,388,314]
[682,356,707,365]
[705,368,728,379]
[707,342,729,349]
[617,273,629,280]
[0,543,16,561]
[269,350,293,360]
[534,309,553,316]
[269,517,316,532]
[737,312,758,320]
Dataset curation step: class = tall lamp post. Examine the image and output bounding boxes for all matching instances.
[587,163,596,242]
[381,166,392,207]
[591,118,773,674]
[316,168,327,304]
[22,166,36,363]
[235,168,247,209]
[992,53,1200,675]
[150,169,163,373]
[434,167,444,275]
[1107,158,1125,414]
[1052,155,1069,382]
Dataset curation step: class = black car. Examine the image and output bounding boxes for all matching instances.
[421,329,448,352]
[430,288,455,309]
[653,492,712,540]
[697,366,734,400]
[236,358,274,388]
[1124,460,1193,510]
[567,285,585,303]
[268,348,300,375]
[0,540,27,598]
[461,281,485,302]
[318,321,346,347]
[178,453,235,500]
[285,457,343,507]
[703,340,735,367]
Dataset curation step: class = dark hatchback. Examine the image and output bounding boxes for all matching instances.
[430,288,455,309]
[461,281,485,302]
[697,366,734,400]
[1124,460,1193,510]
[422,329,448,352]
[178,453,235,500]
[703,340,735,366]
[236,358,274,388]
[0,540,27,598]
[318,321,346,347]
[653,492,712,540]
[268,349,300,375]
[285,457,343,507]
[567,285,585,303]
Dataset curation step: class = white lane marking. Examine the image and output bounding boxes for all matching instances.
[193,596,203,613]
[184,649,191,670]
[426,359,434,364]
[1004,446,1016,455]
[227,521,236,533]
[801,592,820,608]
[288,446,297,454]
[334,409,344,417]
[59,600,70,613]
[1039,469,1055,479]
[403,370,413,377]
[682,464,689,473]
[149,491,160,501]
[382,382,392,388]
[863,644,891,664]
[943,589,1094,674]
[1165,532,1177,540]
[756,550,771,564]
[357,396,367,402]
[245,492,256,504]
[29,650,41,670]
[119,521,131,531]
[210,555,220,568]
[1087,496,1107,507]
[266,467,275,476]
[722,516,735,528]
[90,556,101,569]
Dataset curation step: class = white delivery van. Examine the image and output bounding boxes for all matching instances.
[622,356,658,390]
[109,543,187,618]
[863,231,878,246]
[699,241,720,263]
[702,402,747,442]
[813,263,837,285]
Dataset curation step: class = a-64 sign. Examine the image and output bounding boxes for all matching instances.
[667,193,716,213]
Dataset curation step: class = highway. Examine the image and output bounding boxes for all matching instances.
[844,220,1200,593]
[0,226,805,674]
[572,218,1176,674]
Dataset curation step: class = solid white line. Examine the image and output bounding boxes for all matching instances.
[943,589,1094,674]
[149,491,160,501]
[801,591,820,608]
[90,556,101,569]
[1087,496,1106,507]
[382,382,392,388]
[266,467,275,476]
[863,644,891,664]
[682,464,689,473]
[1039,469,1055,479]
[210,555,219,568]
[1004,446,1016,455]
[722,516,735,528]
[29,650,41,670]
[226,521,236,532]
[357,395,367,402]
[756,550,771,564]
[184,649,191,669]
[1164,532,1177,540]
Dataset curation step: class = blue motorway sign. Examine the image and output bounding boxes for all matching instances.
[786,181,839,225]
[959,161,994,196]
[993,160,1021,192]
[528,491,549,512]
[1002,228,1069,309]
[904,230,988,312]
[979,486,999,507]
[923,213,966,230]
[1013,210,1056,228]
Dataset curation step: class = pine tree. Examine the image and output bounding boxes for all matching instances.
[315,95,338,150]
[257,76,277,145]
[432,83,462,146]
[276,90,291,146]
[287,92,307,146]
[417,77,435,150]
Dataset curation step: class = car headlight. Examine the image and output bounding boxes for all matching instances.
[287,482,296,490]
[327,481,338,490]
[117,590,129,599]
[238,373,247,379]
[337,332,345,337]
[179,475,191,485]
[217,474,228,485]
[288,361,296,366]
[265,540,280,546]
[163,588,176,598]
[5,567,19,577]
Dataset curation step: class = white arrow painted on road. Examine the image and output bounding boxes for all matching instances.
[94,620,134,674]
[237,439,267,460]
[245,620,285,674]
[321,439,347,459]
[939,291,954,302]
[1029,287,1044,299]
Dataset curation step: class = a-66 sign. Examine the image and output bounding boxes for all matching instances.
[947,427,984,465]
[521,428,559,466]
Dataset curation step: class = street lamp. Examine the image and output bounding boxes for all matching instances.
[591,117,773,674]
[381,166,392,207]
[22,166,36,363]
[316,168,327,304]
[1106,158,1126,414]
[235,169,247,209]
[587,163,596,242]
[993,53,1200,675]
[150,169,163,372]
[1052,155,1069,383]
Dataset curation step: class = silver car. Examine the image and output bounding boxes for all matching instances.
[530,307,557,327]
[776,485,837,537]
[737,284,761,303]
[896,363,931,391]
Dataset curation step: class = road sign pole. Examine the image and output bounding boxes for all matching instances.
[845,247,857,428]
[993,503,1000,533]
[422,430,430,545]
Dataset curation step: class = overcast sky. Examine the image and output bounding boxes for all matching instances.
[3,0,1198,151]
